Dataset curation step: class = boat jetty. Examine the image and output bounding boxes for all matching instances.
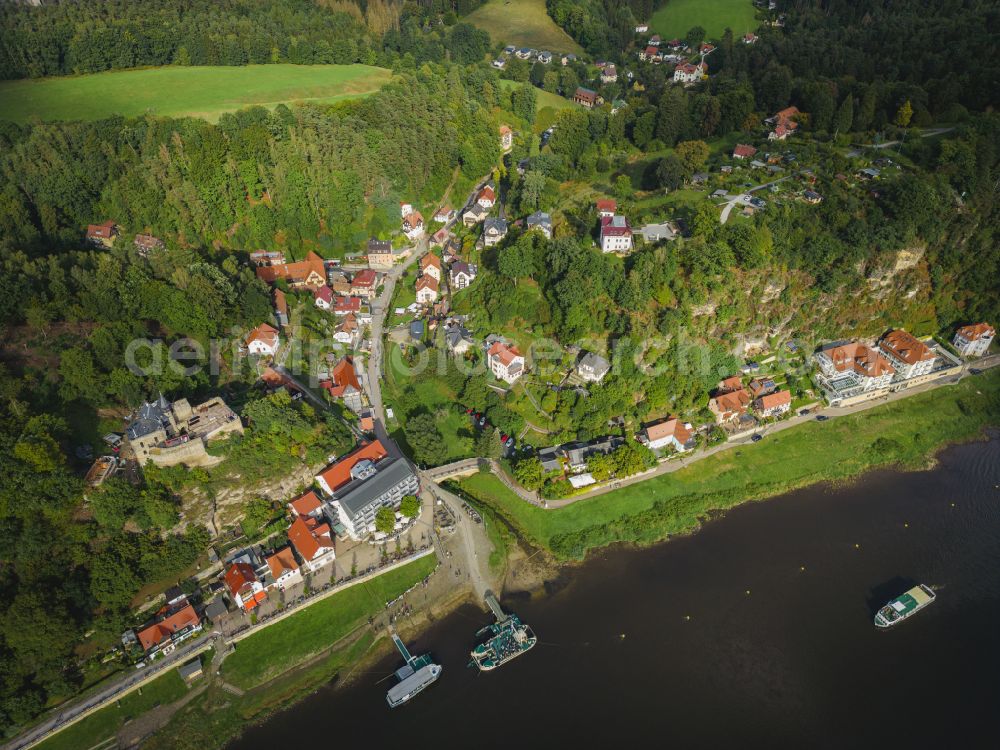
[386,633,441,707]
[469,592,537,671]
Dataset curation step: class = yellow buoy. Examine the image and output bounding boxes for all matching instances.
[745,589,751,595]
[854,543,860,549]
[800,565,806,572]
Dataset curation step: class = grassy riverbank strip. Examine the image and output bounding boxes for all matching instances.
[221,555,437,689]
[456,371,1000,560]
[33,671,188,750]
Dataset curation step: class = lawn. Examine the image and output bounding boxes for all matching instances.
[456,370,1000,560]
[498,79,577,133]
[467,0,583,54]
[649,0,758,40]
[0,64,392,124]
[220,555,436,689]
[34,670,188,750]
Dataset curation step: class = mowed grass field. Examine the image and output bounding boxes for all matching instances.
[650,0,758,40]
[458,370,1000,559]
[467,0,583,54]
[0,64,392,124]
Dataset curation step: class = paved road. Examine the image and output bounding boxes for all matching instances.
[845,126,955,158]
[423,482,493,600]
[719,175,793,224]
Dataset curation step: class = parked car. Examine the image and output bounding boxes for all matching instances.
[798,408,811,416]
[504,436,515,448]
[816,415,829,422]
[751,434,763,442]
[969,368,982,375]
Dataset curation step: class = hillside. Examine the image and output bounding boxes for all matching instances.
[466,0,583,53]
[650,0,758,39]
[0,65,392,124]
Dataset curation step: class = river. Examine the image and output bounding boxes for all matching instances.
[230,436,1000,749]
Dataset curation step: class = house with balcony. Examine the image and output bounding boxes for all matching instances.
[814,341,895,401]
[878,329,936,380]
[952,323,994,357]
[487,341,525,383]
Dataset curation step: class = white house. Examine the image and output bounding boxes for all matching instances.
[500,125,513,152]
[265,548,302,591]
[600,215,633,253]
[815,342,896,393]
[487,341,525,383]
[754,390,792,418]
[483,218,508,247]
[577,351,610,382]
[402,211,424,240]
[449,261,477,290]
[225,562,266,611]
[476,185,496,209]
[415,275,439,305]
[600,64,618,83]
[673,61,707,84]
[878,329,936,380]
[288,515,336,572]
[313,285,334,310]
[419,253,442,282]
[526,211,553,239]
[641,417,693,452]
[952,323,994,357]
[245,323,280,356]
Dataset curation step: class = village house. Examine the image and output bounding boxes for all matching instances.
[733,143,757,160]
[600,214,633,253]
[245,323,280,356]
[635,23,649,33]
[273,288,288,327]
[814,341,896,395]
[748,377,778,399]
[699,43,715,55]
[402,210,424,240]
[649,34,662,46]
[433,206,455,224]
[483,217,508,247]
[878,329,936,379]
[709,387,752,424]
[445,322,475,354]
[574,87,603,108]
[487,341,525,383]
[596,198,617,219]
[576,351,611,382]
[288,514,336,571]
[803,190,823,204]
[538,51,553,64]
[135,599,202,655]
[314,440,419,540]
[476,185,496,209]
[415,275,439,305]
[334,312,360,346]
[767,106,800,140]
[255,250,327,289]
[641,417,694,452]
[636,221,679,242]
[526,210,553,239]
[350,269,379,299]
[225,561,266,611]
[450,261,478,290]
[640,45,661,63]
[367,238,396,268]
[952,323,994,357]
[601,64,618,83]
[419,253,442,282]
[743,32,758,44]
[755,390,792,418]
[333,295,362,316]
[250,250,286,266]
[288,490,324,520]
[313,285,334,310]
[265,547,302,591]
[86,220,118,247]
[673,61,707,84]
[322,356,364,412]
[134,233,164,256]
[462,203,489,226]
[500,125,513,152]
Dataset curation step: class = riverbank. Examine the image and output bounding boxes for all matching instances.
[453,369,1000,560]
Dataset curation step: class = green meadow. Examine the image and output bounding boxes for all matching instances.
[649,0,758,40]
[0,64,392,124]
[467,0,583,54]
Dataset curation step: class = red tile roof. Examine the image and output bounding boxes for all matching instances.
[334,296,362,314]
[255,251,326,287]
[246,323,279,349]
[956,322,995,341]
[757,390,791,410]
[733,144,757,158]
[224,562,259,599]
[266,547,300,579]
[289,490,322,517]
[351,269,377,289]
[719,375,743,392]
[416,275,439,292]
[325,356,361,398]
[488,342,522,367]
[420,253,442,271]
[86,220,116,239]
[136,603,200,652]
[880,330,934,365]
[478,186,496,203]
[316,440,388,493]
[596,198,617,213]
[645,417,692,445]
[824,342,895,378]
[273,288,288,318]
[288,516,333,562]
[314,285,334,304]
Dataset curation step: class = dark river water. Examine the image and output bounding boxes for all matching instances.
[231,436,1000,750]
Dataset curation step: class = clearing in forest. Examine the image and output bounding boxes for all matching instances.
[649,0,758,41]
[466,0,584,54]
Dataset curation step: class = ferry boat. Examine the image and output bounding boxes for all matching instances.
[468,592,537,671]
[386,634,441,707]
[874,584,936,628]
[470,614,536,671]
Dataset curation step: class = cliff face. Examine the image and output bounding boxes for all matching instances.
[697,247,936,354]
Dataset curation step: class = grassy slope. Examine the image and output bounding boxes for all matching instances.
[35,671,188,750]
[467,0,584,54]
[650,0,758,40]
[220,555,436,689]
[456,370,1000,559]
[0,64,392,124]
